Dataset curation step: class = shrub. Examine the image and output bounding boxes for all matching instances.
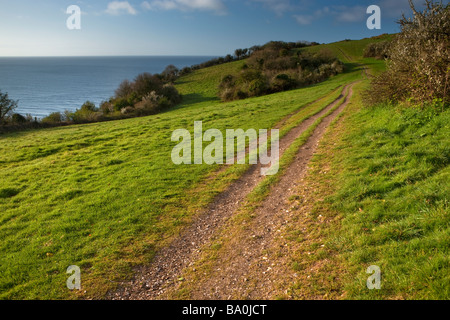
[115,79,133,98]
[120,106,134,115]
[80,101,98,112]
[133,73,163,98]
[248,78,268,97]
[363,41,391,59]
[270,74,297,92]
[112,97,129,111]
[161,65,179,83]
[100,101,114,115]
[42,112,63,124]
[11,113,28,124]
[160,84,182,105]
[135,91,161,114]
[366,0,449,107]
[218,41,344,101]
[179,67,192,76]
[69,101,101,123]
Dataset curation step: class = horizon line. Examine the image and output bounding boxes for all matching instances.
[0,54,221,58]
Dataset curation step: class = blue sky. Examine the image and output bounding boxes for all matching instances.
[0,0,439,56]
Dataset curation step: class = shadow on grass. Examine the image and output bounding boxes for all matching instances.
[169,93,220,112]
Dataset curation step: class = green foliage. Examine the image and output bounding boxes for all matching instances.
[133,72,163,98]
[110,73,181,117]
[69,101,101,123]
[42,112,64,124]
[161,64,180,83]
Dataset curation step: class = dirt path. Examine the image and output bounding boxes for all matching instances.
[107,83,355,300]
[187,84,354,300]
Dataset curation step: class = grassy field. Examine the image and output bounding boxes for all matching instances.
[331,103,449,299]
[1,34,447,300]
[0,47,360,299]
[283,81,449,300]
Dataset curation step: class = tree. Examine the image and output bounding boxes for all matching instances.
[161,64,180,83]
[235,49,244,59]
[115,79,133,98]
[133,73,162,98]
[0,90,18,124]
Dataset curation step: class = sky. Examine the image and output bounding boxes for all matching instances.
[0,0,442,57]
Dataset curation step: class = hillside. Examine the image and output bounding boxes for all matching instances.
[0,35,448,300]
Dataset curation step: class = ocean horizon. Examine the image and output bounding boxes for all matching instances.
[0,56,216,119]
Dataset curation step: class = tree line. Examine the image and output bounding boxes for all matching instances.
[218,41,344,101]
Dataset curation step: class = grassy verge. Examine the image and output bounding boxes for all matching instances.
[283,81,449,300]
[169,84,353,299]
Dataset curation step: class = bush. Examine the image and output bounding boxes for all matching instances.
[68,101,101,123]
[11,113,28,124]
[80,101,98,112]
[363,41,391,59]
[270,74,297,92]
[115,79,133,98]
[133,73,163,98]
[120,106,134,115]
[161,65,179,83]
[100,101,114,115]
[248,78,268,97]
[160,84,182,105]
[42,112,63,124]
[366,0,449,107]
[218,42,344,101]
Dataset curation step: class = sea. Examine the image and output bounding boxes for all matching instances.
[0,56,216,119]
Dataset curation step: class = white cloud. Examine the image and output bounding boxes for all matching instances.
[293,5,371,26]
[141,0,226,15]
[335,5,366,23]
[293,14,314,25]
[291,1,427,27]
[293,6,328,26]
[249,0,296,16]
[106,1,138,15]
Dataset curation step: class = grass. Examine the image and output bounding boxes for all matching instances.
[330,103,449,299]
[284,80,449,300]
[2,33,446,300]
[166,84,354,299]
[0,53,358,299]
[302,34,394,63]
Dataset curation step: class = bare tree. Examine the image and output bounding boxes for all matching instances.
[367,0,449,107]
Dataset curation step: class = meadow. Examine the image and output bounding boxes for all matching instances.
[0,46,359,299]
[0,35,447,300]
